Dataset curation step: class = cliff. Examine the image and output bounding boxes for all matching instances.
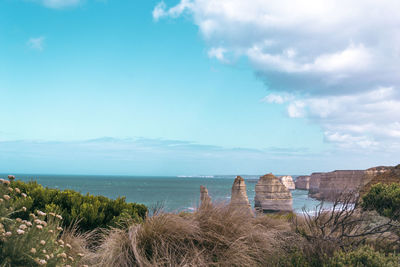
[279,176,295,190]
[308,168,387,201]
[229,176,254,216]
[295,175,310,190]
[360,165,400,196]
[254,173,292,213]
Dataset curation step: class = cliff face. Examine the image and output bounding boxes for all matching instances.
[254,173,292,213]
[309,172,322,198]
[295,176,310,190]
[279,176,295,190]
[230,176,253,216]
[360,165,400,196]
[308,168,386,201]
[200,185,212,208]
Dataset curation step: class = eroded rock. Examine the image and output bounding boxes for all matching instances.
[230,176,253,216]
[254,173,292,213]
[279,175,295,190]
[295,176,310,190]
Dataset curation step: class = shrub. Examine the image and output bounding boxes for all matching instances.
[362,183,400,220]
[10,179,147,232]
[0,177,82,266]
[325,245,400,267]
[86,204,304,266]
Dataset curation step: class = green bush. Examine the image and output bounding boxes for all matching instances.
[10,179,147,232]
[0,178,80,266]
[362,183,400,220]
[325,246,400,267]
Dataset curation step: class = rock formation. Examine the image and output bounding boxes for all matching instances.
[229,176,253,216]
[279,176,295,190]
[295,176,310,190]
[308,168,387,201]
[200,185,212,207]
[360,165,400,196]
[254,173,292,213]
[309,172,322,198]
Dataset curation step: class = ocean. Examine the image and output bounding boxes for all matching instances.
[2,174,324,213]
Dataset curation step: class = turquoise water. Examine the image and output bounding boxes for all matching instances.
[2,174,323,213]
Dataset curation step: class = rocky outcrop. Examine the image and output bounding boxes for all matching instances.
[360,165,400,196]
[279,176,295,190]
[308,168,386,201]
[200,185,212,207]
[309,172,322,198]
[295,176,310,190]
[254,173,292,213]
[229,176,253,216]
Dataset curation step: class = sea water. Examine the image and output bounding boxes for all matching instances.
[3,174,323,213]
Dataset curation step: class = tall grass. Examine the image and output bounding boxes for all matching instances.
[85,204,303,266]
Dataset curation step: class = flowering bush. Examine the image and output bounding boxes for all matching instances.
[11,179,147,232]
[0,176,82,266]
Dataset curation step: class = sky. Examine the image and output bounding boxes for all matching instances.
[0,0,399,175]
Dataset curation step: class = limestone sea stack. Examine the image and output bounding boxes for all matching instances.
[229,176,253,216]
[200,185,212,207]
[295,176,310,190]
[279,176,295,190]
[254,173,293,213]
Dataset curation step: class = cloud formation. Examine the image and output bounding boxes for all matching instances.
[27,36,45,51]
[154,0,400,150]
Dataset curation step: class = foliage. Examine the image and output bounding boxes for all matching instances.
[325,245,400,267]
[362,183,400,220]
[10,179,147,232]
[0,177,82,266]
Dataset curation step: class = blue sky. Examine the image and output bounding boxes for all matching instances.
[1,0,399,175]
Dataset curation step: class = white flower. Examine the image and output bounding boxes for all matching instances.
[56,215,63,220]
[31,248,37,254]
[38,259,47,265]
[36,225,43,230]
[36,210,46,216]
[40,240,46,245]
[16,218,22,223]
[3,195,10,201]
[4,232,12,237]
[66,243,72,249]
[21,193,27,198]
[22,207,27,212]
[15,188,21,194]
[57,226,63,231]
[17,229,25,235]
[19,224,27,230]
[26,221,32,227]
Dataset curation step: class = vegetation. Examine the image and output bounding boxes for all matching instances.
[362,183,400,220]
[2,175,399,266]
[10,179,147,232]
[0,177,86,266]
[326,245,399,267]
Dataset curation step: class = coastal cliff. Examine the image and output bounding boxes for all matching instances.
[295,175,310,190]
[279,175,295,190]
[360,165,400,196]
[229,176,253,216]
[254,173,292,213]
[308,167,389,201]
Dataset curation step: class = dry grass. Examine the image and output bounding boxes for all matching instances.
[85,203,303,267]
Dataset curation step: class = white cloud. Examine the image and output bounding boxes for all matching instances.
[281,87,400,149]
[207,47,227,61]
[27,36,45,51]
[154,0,400,151]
